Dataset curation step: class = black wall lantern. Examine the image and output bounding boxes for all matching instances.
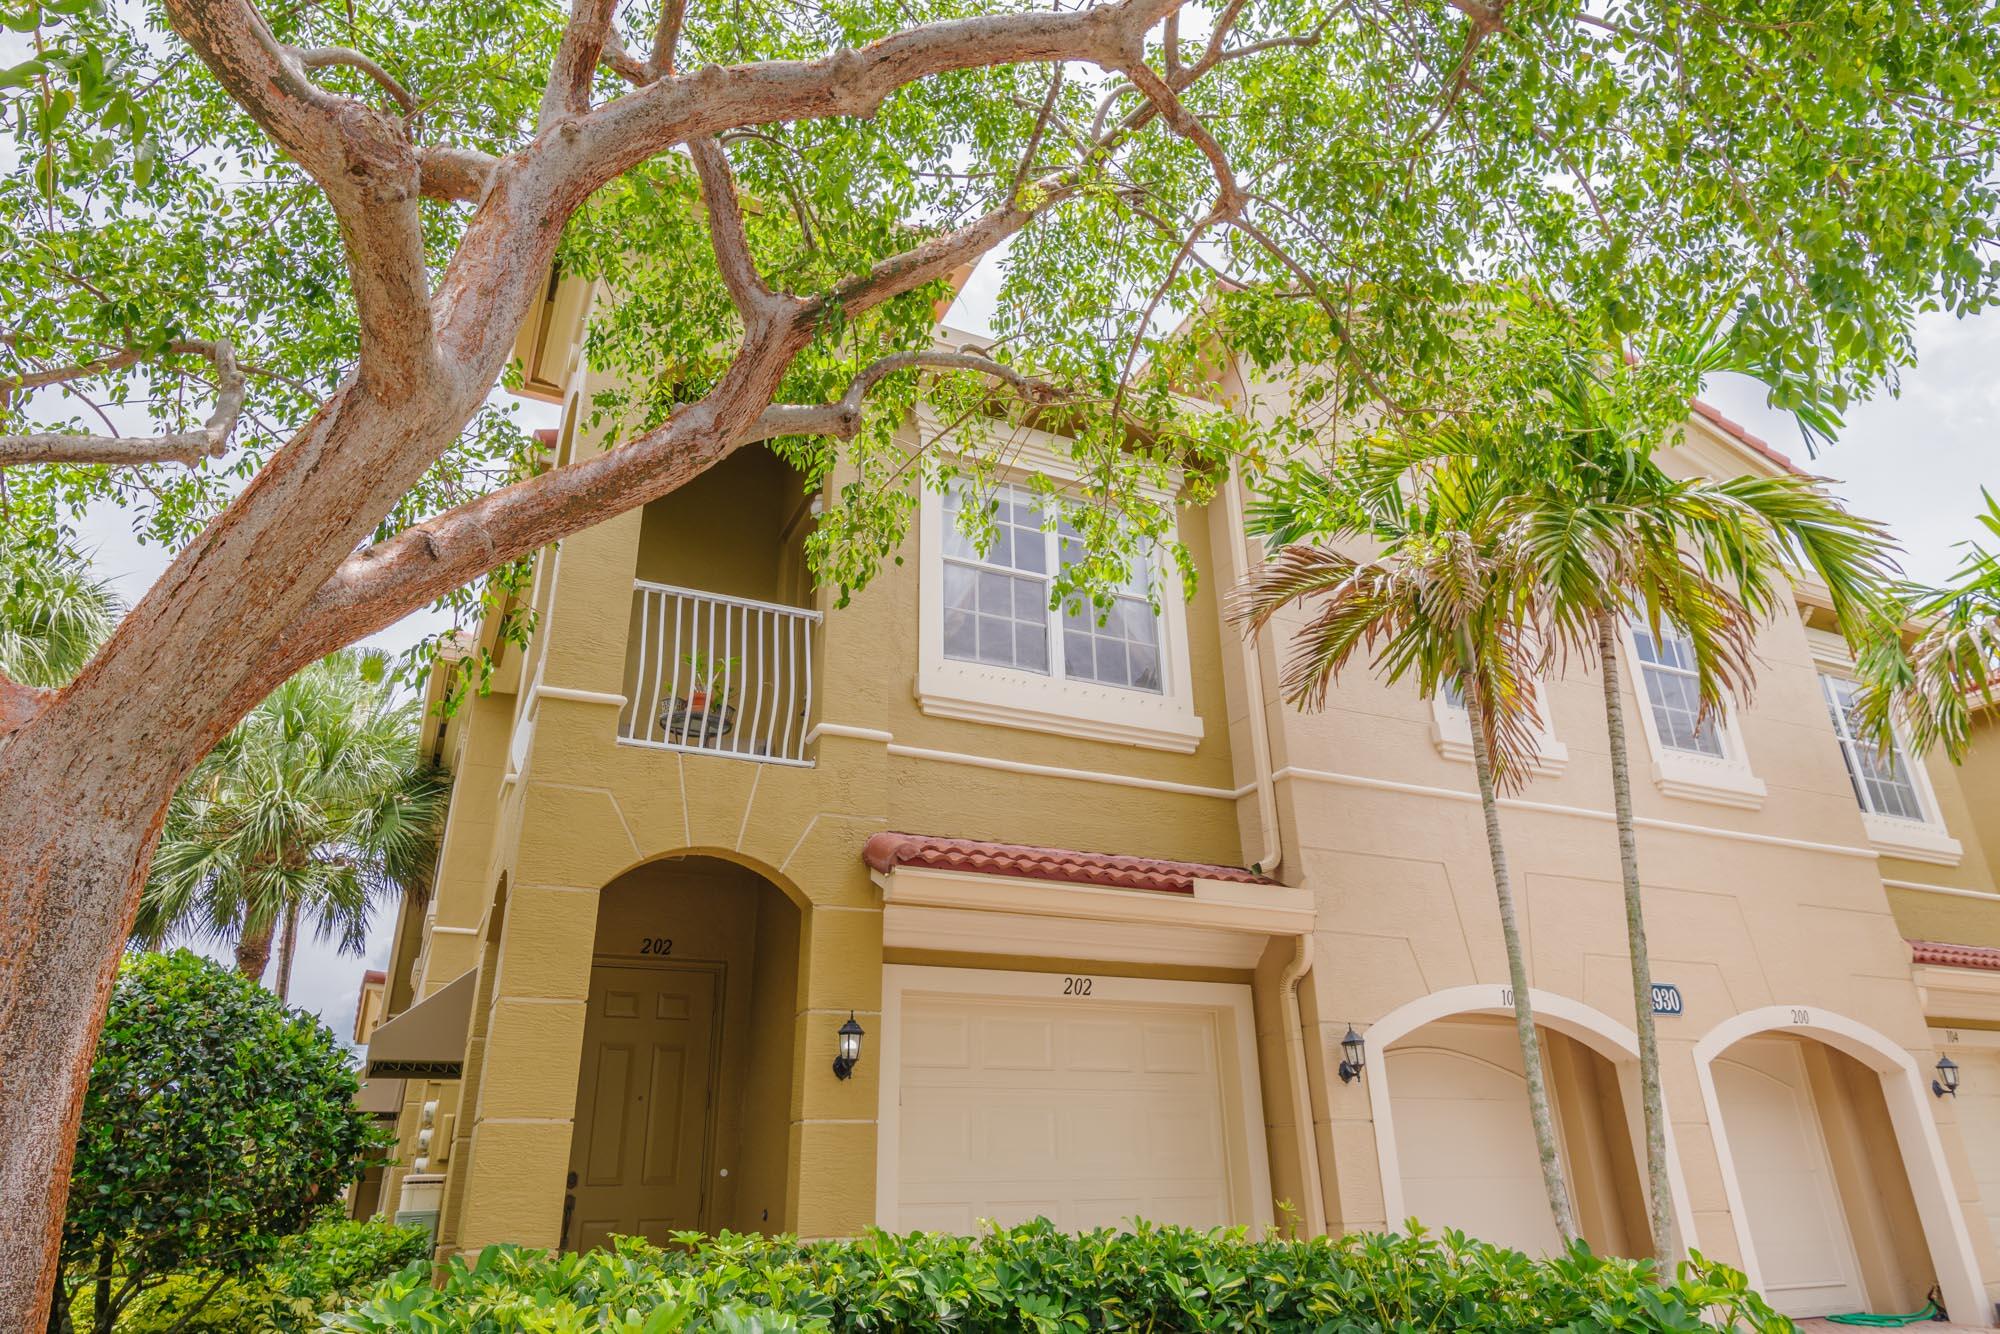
[1338,1025,1366,1083]
[1935,1053,1960,1099]
[833,1012,865,1080]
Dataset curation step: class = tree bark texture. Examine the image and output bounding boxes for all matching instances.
[274,900,300,1003]
[1461,671,1581,1248]
[1597,609,1680,1267]
[235,916,276,986]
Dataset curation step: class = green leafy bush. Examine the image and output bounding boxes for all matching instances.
[329,1221,1792,1332]
[108,1215,429,1333]
[50,950,389,1333]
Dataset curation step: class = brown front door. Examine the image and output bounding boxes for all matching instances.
[565,962,721,1251]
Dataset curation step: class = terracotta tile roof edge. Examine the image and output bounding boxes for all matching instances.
[863,831,1276,896]
[1688,398,1799,474]
[1911,939,2000,972]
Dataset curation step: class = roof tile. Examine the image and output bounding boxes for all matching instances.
[1911,939,2000,972]
[863,831,1274,896]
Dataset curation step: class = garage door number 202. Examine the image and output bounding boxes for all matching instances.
[1061,976,1095,997]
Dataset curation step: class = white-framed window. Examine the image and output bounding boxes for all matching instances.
[1807,647,1961,865]
[1630,624,1725,757]
[1618,619,1766,810]
[917,438,1203,753]
[940,482,1164,693]
[1820,674,1926,822]
[1431,676,1568,778]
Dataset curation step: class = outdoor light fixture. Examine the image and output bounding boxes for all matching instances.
[1935,1053,1960,1099]
[832,1012,865,1080]
[1338,1025,1366,1083]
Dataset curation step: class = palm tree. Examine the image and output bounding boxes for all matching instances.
[0,538,120,687]
[1426,330,1897,1267]
[1237,452,1584,1249]
[1855,488,2000,761]
[132,649,450,1000]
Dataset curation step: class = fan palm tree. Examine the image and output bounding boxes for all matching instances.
[0,538,120,687]
[132,649,450,1000]
[1237,452,1584,1249]
[1400,325,1898,1266]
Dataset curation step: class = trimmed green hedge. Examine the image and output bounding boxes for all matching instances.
[328,1222,1791,1332]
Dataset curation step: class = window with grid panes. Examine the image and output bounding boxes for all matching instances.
[1820,674,1927,822]
[941,481,1163,694]
[1629,623,1726,757]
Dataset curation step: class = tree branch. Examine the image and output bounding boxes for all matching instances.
[0,339,246,468]
[541,0,621,128]
[288,45,417,114]
[750,350,1060,441]
[417,146,501,203]
[688,138,782,319]
[0,674,54,737]
[652,0,690,77]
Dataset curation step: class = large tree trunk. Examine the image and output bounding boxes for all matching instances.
[1461,672,1580,1248]
[274,900,300,1003]
[235,916,277,986]
[0,716,178,1334]
[1597,610,1679,1268]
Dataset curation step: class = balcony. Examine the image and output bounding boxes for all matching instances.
[617,581,821,766]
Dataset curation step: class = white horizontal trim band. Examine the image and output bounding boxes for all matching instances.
[533,684,628,708]
[885,742,1254,800]
[1272,766,1879,861]
[807,722,894,744]
[1884,878,2000,902]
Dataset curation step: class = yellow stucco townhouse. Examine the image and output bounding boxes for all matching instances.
[348,278,2000,1326]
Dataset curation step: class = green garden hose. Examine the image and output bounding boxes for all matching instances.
[1822,1300,1941,1326]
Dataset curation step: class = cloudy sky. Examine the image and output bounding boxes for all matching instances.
[73,278,1999,1042]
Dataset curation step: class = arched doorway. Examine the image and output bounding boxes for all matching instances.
[1695,1007,1988,1324]
[564,852,803,1250]
[1365,984,1694,1260]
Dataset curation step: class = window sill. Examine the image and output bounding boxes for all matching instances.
[1651,750,1767,811]
[1864,813,1963,867]
[1432,725,1569,779]
[916,660,1204,753]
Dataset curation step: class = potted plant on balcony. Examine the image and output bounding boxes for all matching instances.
[662,650,739,744]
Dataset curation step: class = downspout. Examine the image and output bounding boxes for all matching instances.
[1226,464,1325,1234]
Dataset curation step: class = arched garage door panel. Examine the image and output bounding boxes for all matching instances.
[894,991,1234,1233]
[1713,1039,1866,1319]
[1386,1021,1566,1258]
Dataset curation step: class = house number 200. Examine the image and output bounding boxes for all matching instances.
[1062,976,1095,996]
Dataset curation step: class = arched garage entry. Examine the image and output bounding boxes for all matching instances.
[1695,1007,1988,1325]
[1365,984,1696,1259]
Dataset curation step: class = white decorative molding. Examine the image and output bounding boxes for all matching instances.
[806,722,894,744]
[877,864,1315,939]
[1915,965,2000,1025]
[1617,623,1767,811]
[886,742,1253,801]
[1271,764,1879,860]
[912,433,1205,753]
[1690,1006,1989,1326]
[1864,813,1965,867]
[533,683,628,708]
[1429,686,1569,778]
[1882,877,2000,902]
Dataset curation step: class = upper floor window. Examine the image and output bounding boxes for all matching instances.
[1819,674,1927,822]
[1431,675,1568,777]
[1630,624,1725,757]
[1617,618,1765,809]
[917,448,1203,753]
[940,482,1162,693]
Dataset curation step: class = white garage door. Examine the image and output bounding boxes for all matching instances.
[1713,1038,1866,1319]
[1948,1047,2000,1258]
[889,979,1240,1233]
[1386,1020,1567,1257]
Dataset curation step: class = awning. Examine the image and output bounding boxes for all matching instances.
[354,1076,406,1116]
[363,968,476,1080]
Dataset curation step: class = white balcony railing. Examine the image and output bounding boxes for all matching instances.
[618,581,821,765]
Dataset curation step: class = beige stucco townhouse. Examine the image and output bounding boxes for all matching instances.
[346,276,2000,1325]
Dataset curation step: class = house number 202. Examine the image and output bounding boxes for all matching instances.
[1062,976,1095,997]
[638,937,674,956]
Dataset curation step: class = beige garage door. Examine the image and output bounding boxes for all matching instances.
[892,986,1236,1233]
[1949,1047,2000,1257]
[1713,1038,1866,1319]
[1387,1020,1568,1257]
